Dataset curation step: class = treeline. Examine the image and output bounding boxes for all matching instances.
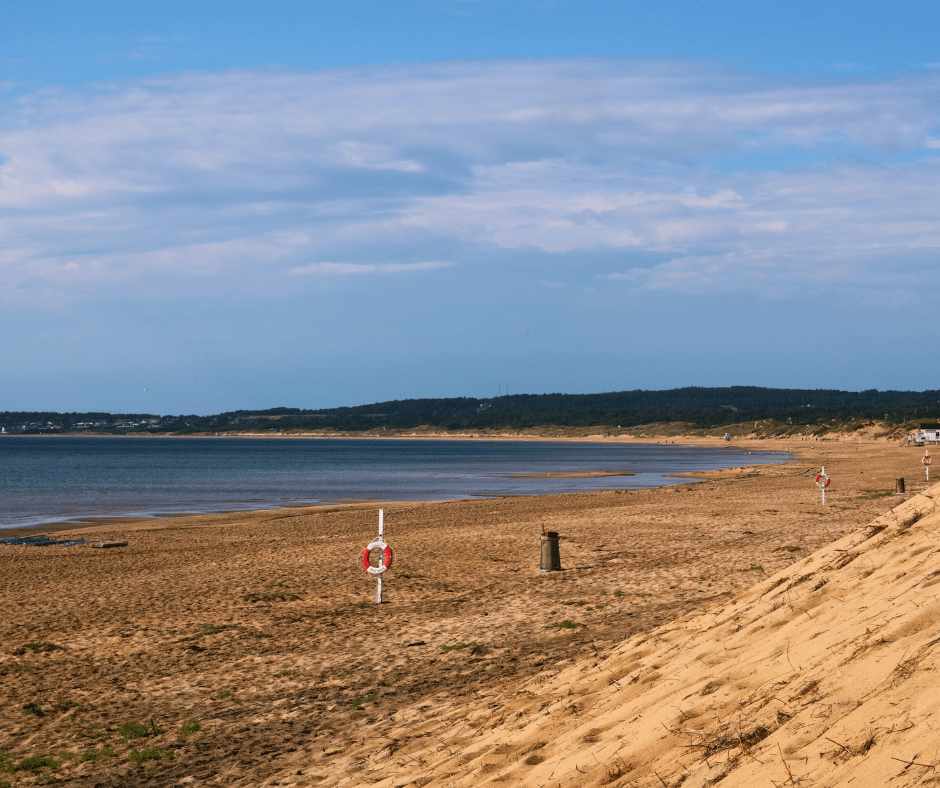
[3,387,940,434]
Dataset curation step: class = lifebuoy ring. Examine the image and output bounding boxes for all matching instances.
[360,541,393,574]
[815,473,830,488]
[924,455,932,466]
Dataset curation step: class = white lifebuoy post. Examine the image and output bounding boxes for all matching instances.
[815,467,830,505]
[360,509,393,603]
[924,450,932,482]
[376,509,384,604]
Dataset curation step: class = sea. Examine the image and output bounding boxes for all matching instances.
[0,437,790,529]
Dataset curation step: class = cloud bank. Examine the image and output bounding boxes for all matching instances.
[2,59,939,306]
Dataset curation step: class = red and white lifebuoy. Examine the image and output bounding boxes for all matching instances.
[360,541,393,574]
[924,453,932,466]
[815,472,830,488]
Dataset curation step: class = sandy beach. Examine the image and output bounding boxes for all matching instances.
[1,434,936,787]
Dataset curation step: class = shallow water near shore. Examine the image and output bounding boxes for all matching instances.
[0,436,789,528]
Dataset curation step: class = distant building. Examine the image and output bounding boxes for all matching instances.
[913,423,940,443]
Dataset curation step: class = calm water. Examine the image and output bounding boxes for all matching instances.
[0,437,790,529]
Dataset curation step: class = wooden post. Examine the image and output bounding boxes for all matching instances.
[540,531,561,572]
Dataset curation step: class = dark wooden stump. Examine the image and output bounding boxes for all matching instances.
[540,531,561,572]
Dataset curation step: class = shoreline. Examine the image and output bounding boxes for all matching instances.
[6,429,915,534]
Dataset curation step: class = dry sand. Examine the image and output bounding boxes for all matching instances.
[0,435,936,786]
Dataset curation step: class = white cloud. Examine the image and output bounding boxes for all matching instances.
[328,141,425,172]
[290,261,454,275]
[1,59,939,304]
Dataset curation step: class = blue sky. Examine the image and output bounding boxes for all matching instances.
[2,1,939,414]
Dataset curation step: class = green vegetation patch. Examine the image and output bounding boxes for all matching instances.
[80,747,116,762]
[13,756,59,773]
[440,642,478,654]
[127,748,174,763]
[179,719,201,736]
[350,696,377,710]
[548,620,583,630]
[118,721,164,740]
[773,546,803,553]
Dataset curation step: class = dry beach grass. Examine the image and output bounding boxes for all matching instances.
[0,434,936,786]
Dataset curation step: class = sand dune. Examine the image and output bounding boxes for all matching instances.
[0,437,936,787]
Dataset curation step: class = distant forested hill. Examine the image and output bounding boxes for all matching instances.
[3,386,940,434]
